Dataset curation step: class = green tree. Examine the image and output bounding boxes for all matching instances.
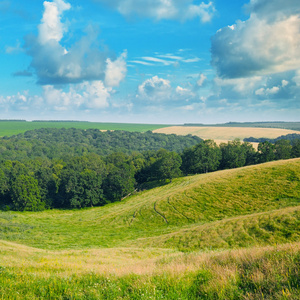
[103,163,135,202]
[181,140,221,175]
[220,139,247,169]
[152,149,182,182]
[57,154,107,208]
[292,139,300,158]
[11,175,44,211]
[258,141,275,163]
[274,140,292,160]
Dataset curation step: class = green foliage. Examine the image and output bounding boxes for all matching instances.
[220,139,250,169]
[0,128,202,160]
[11,175,44,211]
[258,141,276,162]
[181,140,221,174]
[152,149,182,182]
[275,139,292,160]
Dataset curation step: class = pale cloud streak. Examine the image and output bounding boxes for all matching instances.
[94,0,215,22]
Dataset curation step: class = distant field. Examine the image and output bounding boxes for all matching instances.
[185,121,300,131]
[0,121,170,137]
[154,126,300,145]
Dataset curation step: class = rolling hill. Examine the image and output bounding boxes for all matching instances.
[1,158,300,299]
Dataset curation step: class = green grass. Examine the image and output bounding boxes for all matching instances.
[1,158,300,298]
[0,242,299,299]
[0,121,170,137]
[0,158,300,250]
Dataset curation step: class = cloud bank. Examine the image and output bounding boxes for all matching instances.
[95,0,215,22]
[211,0,300,79]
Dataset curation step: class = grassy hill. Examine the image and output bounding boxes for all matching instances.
[1,158,300,299]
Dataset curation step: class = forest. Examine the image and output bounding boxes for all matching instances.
[0,128,299,211]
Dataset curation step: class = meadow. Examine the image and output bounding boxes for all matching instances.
[0,158,300,298]
[0,121,169,137]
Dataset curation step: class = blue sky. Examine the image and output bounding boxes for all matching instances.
[0,0,299,124]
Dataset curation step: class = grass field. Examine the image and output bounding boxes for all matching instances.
[154,126,300,145]
[0,121,169,137]
[0,159,300,298]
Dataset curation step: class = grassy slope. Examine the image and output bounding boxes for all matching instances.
[1,158,300,299]
[0,121,169,137]
[1,158,300,251]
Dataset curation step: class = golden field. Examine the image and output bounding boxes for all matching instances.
[153,126,300,145]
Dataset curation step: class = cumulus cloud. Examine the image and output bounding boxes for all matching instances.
[105,51,127,87]
[0,92,43,112]
[0,80,112,113]
[25,0,127,86]
[43,81,111,110]
[211,0,300,78]
[94,0,215,22]
[38,0,71,45]
[136,75,199,109]
[245,0,300,20]
[255,86,280,96]
[137,76,171,101]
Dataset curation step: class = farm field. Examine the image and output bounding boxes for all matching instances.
[154,126,300,145]
[0,158,300,298]
[0,121,169,137]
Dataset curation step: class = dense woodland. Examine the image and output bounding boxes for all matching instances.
[0,128,300,211]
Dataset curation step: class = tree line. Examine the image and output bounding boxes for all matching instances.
[0,128,300,211]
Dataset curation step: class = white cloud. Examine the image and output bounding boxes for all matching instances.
[293,70,300,86]
[142,57,172,66]
[197,73,207,87]
[43,81,111,110]
[38,0,71,45]
[95,0,215,22]
[137,76,171,101]
[135,75,200,108]
[211,0,300,78]
[105,51,127,87]
[25,1,127,87]
[255,86,280,96]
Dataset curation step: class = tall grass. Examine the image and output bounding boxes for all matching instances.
[0,242,299,299]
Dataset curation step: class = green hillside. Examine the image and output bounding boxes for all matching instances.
[1,158,300,299]
[1,158,300,250]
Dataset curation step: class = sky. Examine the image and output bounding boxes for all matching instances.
[0,0,299,124]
